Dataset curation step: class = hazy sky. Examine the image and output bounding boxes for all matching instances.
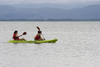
[0,0,100,4]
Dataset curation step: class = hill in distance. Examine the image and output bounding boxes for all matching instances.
[0,4,100,20]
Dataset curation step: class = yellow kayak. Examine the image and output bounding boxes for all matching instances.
[8,39,58,43]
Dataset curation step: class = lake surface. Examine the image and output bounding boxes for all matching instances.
[0,21,100,67]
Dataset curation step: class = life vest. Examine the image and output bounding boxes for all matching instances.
[34,34,40,40]
[13,34,20,40]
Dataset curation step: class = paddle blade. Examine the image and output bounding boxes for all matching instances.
[37,26,40,31]
[23,32,27,35]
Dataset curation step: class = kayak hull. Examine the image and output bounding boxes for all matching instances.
[8,39,58,43]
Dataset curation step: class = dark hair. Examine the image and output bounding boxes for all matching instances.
[38,31,42,33]
[14,30,18,34]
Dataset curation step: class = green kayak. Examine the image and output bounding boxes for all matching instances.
[8,39,58,43]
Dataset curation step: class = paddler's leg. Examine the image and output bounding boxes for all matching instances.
[20,38,27,41]
[39,38,45,40]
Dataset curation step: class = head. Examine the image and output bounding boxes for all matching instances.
[14,30,18,34]
[38,31,42,34]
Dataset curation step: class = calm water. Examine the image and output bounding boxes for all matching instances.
[0,21,100,67]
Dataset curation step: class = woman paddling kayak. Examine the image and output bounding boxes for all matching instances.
[34,31,44,40]
[12,30,26,41]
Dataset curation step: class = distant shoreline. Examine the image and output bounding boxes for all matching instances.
[0,19,100,21]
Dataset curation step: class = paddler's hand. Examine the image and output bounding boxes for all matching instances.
[19,34,23,37]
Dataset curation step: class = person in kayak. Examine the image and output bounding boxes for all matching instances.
[34,31,44,40]
[12,30,26,41]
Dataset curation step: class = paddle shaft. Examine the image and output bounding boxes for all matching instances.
[42,34,45,40]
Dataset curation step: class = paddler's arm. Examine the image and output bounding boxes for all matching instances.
[16,34,23,37]
[39,34,44,40]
